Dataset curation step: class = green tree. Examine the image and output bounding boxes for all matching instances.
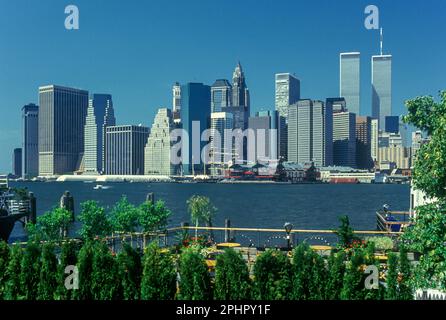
[27,208,72,242]
[78,201,112,240]
[401,91,446,290]
[178,247,212,300]
[3,245,23,300]
[398,247,413,300]
[110,196,139,233]
[291,243,312,299]
[37,244,58,300]
[118,243,142,300]
[253,250,292,300]
[91,241,122,300]
[326,251,346,300]
[138,200,171,233]
[335,215,358,249]
[340,249,365,300]
[385,253,399,300]
[187,195,217,240]
[56,241,78,300]
[0,241,11,299]
[20,242,42,300]
[141,242,177,300]
[75,241,95,300]
[214,248,251,300]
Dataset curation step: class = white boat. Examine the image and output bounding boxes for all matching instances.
[93,184,110,190]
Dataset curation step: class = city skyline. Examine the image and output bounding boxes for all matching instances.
[1,0,445,172]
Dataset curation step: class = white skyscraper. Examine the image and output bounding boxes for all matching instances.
[371,118,379,162]
[145,108,175,176]
[275,73,300,119]
[340,52,360,115]
[172,83,181,124]
[84,94,115,174]
[210,112,233,176]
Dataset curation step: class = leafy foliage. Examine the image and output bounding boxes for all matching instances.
[27,208,72,242]
[118,244,142,300]
[385,253,399,300]
[56,241,78,300]
[326,250,346,300]
[0,241,10,299]
[138,200,171,233]
[3,245,23,300]
[253,250,292,300]
[110,196,140,233]
[178,247,212,300]
[78,201,112,240]
[90,241,122,300]
[187,195,217,239]
[140,242,177,300]
[214,249,251,300]
[335,215,358,249]
[20,242,41,300]
[37,244,58,300]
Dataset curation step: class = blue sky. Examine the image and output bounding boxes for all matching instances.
[0,0,445,173]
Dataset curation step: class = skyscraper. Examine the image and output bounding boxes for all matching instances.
[275,73,300,161]
[371,118,379,162]
[172,82,181,124]
[13,148,22,178]
[275,73,301,119]
[104,125,150,175]
[38,85,89,176]
[228,62,250,130]
[332,102,356,168]
[145,108,175,176]
[340,52,360,115]
[84,94,115,174]
[180,82,211,175]
[372,55,392,129]
[288,100,332,166]
[210,112,233,176]
[385,115,399,134]
[22,103,39,178]
[356,116,373,169]
[211,79,232,112]
[248,111,280,162]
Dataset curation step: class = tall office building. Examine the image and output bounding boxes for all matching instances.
[227,62,250,130]
[172,82,181,124]
[38,85,88,176]
[22,103,39,178]
[145,108,175,176]
[275,73,300,161]
[211,79,232,112]
[372,55,392,129]
[248,111,280,161]
[84,94,115,174]
[288,100,332,166]
[13,148,22,177]
[181,82,211,175]
[356,116,373,169]
[333,111,356,168]
[340,52,360,115]
[371,119,379,162]
[275,73,301,119]
[385,115,399,134]
[210,112,233,176]
[104,125,150,175]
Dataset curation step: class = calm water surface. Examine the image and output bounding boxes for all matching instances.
[9,182,410,242]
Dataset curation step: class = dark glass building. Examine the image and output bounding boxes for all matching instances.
[180,82,211,175]
[12,148,22,178]
[22,103,39,178]
[385,116,399,134]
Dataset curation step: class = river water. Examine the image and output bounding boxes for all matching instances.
[8,181,410,244]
